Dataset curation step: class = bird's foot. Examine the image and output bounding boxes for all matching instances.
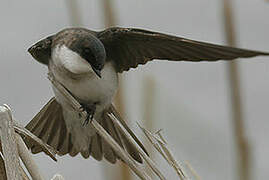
[79,103,97,126]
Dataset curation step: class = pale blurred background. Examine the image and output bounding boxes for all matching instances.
[0,0,269,179]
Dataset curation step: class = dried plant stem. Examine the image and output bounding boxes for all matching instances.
[65,0,83,26]
[142,76,155,146]
[223,1,251,180]
[19,166,30,180]
[156,131,190,180]
[0,149,30,180]
[0,105,60,180]
[100,0,117,27]
[185,161,201,180]
[48,73,151,180]
[14,121,57,161]
[142,77,157,177]
[0,105,22,180]
[16,134,45,180]
[138,124,190,180]
[0,143,7,180]
[108,113,166,180]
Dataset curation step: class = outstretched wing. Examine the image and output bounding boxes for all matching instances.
[28,35,54,65]
[97,27,269,72]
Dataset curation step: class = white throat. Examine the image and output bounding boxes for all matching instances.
[52,45,93,74]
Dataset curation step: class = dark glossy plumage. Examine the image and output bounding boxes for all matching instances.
[97,27,269,72]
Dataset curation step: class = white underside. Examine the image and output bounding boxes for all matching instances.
[49,45,118,150]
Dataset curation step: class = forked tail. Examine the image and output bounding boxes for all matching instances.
[25,97,147,163]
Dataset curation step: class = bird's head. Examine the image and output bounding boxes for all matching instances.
[65,31,106,78]
[28,28,106,78]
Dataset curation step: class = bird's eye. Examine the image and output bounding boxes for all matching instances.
[82,47,95,63]
[83,48,91,54]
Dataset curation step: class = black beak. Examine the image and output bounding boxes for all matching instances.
[92,67,102,78]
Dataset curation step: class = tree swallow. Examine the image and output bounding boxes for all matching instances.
[26,27,269,163]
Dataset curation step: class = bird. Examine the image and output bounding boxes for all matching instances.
[26,27,269,164]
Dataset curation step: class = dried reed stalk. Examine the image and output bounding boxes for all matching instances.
[0,105,22,180]
[14,121,57,161]
[142,77,157,178]
[65,0,83,26]
[222,1,251,180]
[0,144,7,180]
[108,113,166,180]
[19,166,30,180]
[16,134,45,180]
[1,105,64,180]
[1,126,34,180]
[185,161,201,180]
[138,124,191,180]
[100,0,117,27]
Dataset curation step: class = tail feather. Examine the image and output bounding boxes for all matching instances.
[25,97,148,164]
[49,128,61,152]
[70,146,79,157]
[90,134,102,161]
[56,121,68,154]
[39,111,55,143]
[31,144,42,154]
[80,150,90,159]
[58,132,70,155]
[26,99,57,154]
[47,117,61,148]
[27,98,56,132]
[100,115,117,163]
[80,142,90,158]
[101,138,116,163]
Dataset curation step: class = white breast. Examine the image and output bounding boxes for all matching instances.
[49,45,118,114]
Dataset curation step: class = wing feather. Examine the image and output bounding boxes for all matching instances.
[98,27,269,72]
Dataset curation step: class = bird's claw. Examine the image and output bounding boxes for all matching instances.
[82,112,94,126]
[79,103,96,126]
